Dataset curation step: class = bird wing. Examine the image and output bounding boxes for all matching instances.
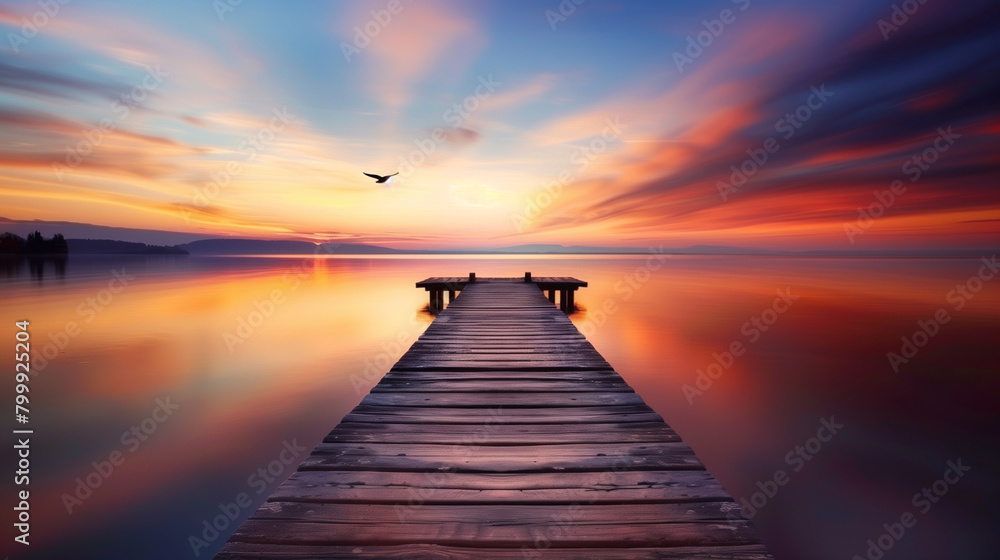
[386,172,398,177]
[363,172,382,180]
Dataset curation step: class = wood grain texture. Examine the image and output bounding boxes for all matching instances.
[218,544,774,559]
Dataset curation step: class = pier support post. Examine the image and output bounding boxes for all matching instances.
[548,290,556,303]
[448,289,456,302]
[567,289,575,311]
[429,289,446,312]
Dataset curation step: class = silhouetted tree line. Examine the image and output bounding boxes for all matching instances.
[1,231,69,254]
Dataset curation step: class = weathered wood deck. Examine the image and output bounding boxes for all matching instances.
[417,273,587,312]
[216,279,772,559]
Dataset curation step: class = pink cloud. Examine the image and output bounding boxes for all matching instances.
[342,1,485,110]
[0,7,22,26]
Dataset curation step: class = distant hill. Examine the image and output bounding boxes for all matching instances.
[177,239,420,255]
[173,240,806,256]
[318,242,412,254]
[1,217,211,246]
[492,244,785,254]
[68,239,188,255]
[495,244,646,254]
[176,240,665,255]
[4,219,993,257]
[667,245,790,255]
[176,239,320,255]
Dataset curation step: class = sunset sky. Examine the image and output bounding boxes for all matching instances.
[1,0,997,250]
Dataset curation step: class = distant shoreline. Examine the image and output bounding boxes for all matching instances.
[8,252,989,259]
[2,231,993,259]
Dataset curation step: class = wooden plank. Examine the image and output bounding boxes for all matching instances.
[342,404,663,424]
[269,469,730,504]
[388,366,615,373]
[298,442,704,472]
[217,544,774,559]
[370,380,633,392]
[342,411,665,425]
[359,392,644,408]
[402,347,602,353]
[226,519,762,548]
[381,370,620,381]
[394,353,602,358]
[305,442,698,458]
[324,422,676,444]
[249,501,748,524]
[349,404,654,416]
[404,340,595,346]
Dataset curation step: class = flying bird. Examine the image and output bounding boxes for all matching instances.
[363,172,398,184]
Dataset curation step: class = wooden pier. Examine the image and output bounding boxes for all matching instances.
[417,273,587,313]
[217,277,772,559]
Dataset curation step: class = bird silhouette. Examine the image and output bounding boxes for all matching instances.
[363,172,398,184]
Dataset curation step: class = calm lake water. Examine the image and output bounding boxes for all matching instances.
[2,254,997,559]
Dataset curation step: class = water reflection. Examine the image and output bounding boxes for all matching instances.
[567,256,999,560]
[0,254,68,282]
[1,255,996,560]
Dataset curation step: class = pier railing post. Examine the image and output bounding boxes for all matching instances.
[524,272,532,282]
[469,272,476,283]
